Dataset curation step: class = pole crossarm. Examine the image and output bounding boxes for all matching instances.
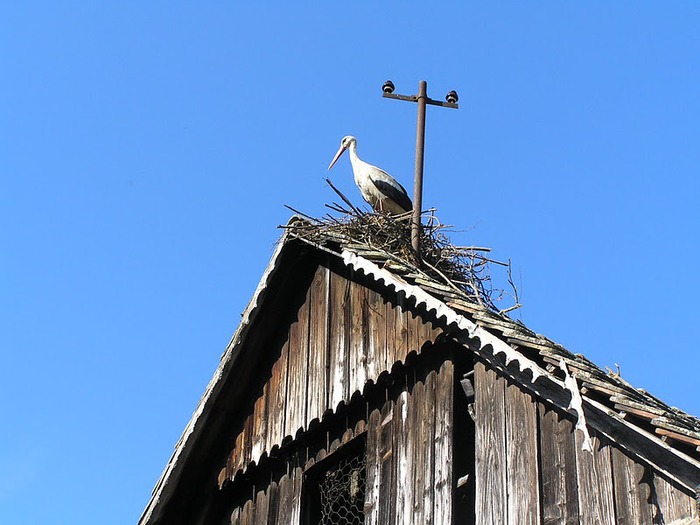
[381,80,459,264]
[383,92,458,110]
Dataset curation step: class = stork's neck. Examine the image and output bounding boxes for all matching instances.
[347,141,362,170]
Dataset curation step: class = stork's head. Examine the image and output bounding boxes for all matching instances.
[328,135,357,170]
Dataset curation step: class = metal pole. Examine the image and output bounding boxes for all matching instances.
[382,79,457,264]
[412,80,428,262]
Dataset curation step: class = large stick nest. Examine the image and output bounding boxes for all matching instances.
[282,180,521,316]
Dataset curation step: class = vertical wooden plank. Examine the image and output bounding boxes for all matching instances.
[653,471,696,523]
[505,381,540,524]
[243,414,254,469]
[307,265,329,424]
[392,296,409,367]
[289,466,303,525]
[574,431,616,525]
[384,297,396,374]
[378,398,396,525]
[418,315,437,353]
[240,499,255,525]
[253,489,269,525]
[251,383,268,466]
[406,310,420,355]
[394,389,411,525]
[410,379,426,525]
[364,408,383,525]
[229,431,244,480]
[421,371,437,525]
[538,403,580,524]
[366,288,387,384]
[266,337,289,453]
[236,429,247,475]
[328,271,349,411]
[433,361,454,525]
[611,446,653,524]
[426,318,442,346]
[363,286,376,386]
[285,292,310,439]
[474,361,507,524]
[266,480,279,525]
[229,505,241,525]
[348,280,367,398]
[275,473,293,525]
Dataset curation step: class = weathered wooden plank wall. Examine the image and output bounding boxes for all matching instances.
[474,360,699,525]
[307,266,329,426]
[328,268,349,411]
[653,470,699,523]
[220,263,443,484]
[433,360,454,524]
[226,360,455,525]
[474,362,507,522]
[538,402,580,523]
[505,373,540,524]
[229,468,303,525]
[574,432,615,524]
[286,290,309,440]
[611,446,652,524]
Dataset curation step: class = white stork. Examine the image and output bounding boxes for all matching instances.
[328,135,412,215]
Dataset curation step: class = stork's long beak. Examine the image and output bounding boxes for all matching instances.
[327,145,347,170]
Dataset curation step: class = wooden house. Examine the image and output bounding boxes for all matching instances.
[139,218,700,524]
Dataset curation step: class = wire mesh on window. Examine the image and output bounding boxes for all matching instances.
[317,453,366,525]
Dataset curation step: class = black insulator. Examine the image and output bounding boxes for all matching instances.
[382,80,395,94]
[446,90,459,104]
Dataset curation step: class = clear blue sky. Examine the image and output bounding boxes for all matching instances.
[2,3,699,523]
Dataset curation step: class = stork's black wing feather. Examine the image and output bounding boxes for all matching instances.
[372,179,413,213]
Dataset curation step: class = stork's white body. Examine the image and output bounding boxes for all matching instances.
[328,136,412,215]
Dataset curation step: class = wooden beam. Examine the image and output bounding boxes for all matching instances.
[655,428,700,448]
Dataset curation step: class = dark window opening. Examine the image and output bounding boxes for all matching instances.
[302,437,366,525]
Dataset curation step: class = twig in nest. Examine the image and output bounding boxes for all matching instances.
[498,303,522,315]
[284,205,320,224]
[325,178,364,216]
[324,203,349,214]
